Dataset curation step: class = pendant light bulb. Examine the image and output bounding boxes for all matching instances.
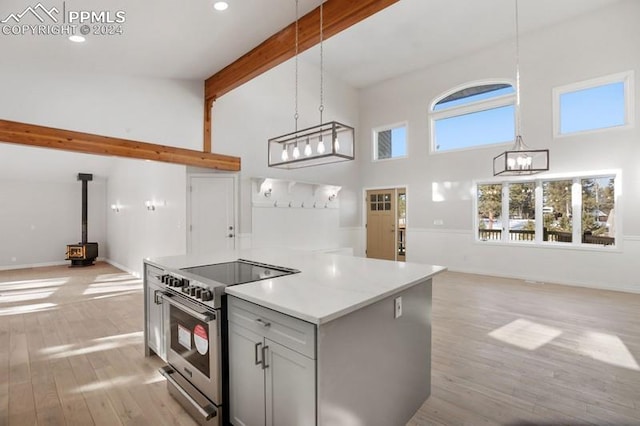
[292,143,300,159]
[317,139,326,154]
[304,138,312,156]
[334,137,340,151]
[281,145,289,162]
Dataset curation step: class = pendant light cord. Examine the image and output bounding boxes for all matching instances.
[515,0,521,138]
[319,0,324,124]
[294,0,300,132]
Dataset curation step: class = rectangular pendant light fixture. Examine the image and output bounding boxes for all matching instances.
[493,0,550,176]
[268,121,354,169]
[493,147,549,176]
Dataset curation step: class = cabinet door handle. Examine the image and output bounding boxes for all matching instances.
[261,345,269,369]
[254,342,262,366]
[255,318,271,328]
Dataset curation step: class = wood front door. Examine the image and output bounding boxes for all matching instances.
[188,175,236,254]
[366,189,397,260]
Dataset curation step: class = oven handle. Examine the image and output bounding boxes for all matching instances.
[161,294,215,323]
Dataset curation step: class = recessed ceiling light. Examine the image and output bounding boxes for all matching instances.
[69,35,86,43]
[213,1,229,11]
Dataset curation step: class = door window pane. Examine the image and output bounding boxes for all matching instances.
[582,177,615,245]
[508,183,535,241]
[477,184,502,241]
[542,180,573,243]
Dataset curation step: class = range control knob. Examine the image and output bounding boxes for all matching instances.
[194,288,203,299]
[160,274,168,284]
[182,286,190,293]
[174,278,185,288]
[201,290,213,302]
[181,278,190,288]
[188,286,198,296]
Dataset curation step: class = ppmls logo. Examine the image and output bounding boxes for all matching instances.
[1,3,59,23]
[1,2,126,37]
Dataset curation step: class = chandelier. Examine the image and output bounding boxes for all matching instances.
[493,0,549,176]
[268,0,355,169]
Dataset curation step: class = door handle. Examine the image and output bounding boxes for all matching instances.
[254,342,262,366]
[261,345,269,369]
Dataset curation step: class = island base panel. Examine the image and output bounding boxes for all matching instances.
[317,279,432,426]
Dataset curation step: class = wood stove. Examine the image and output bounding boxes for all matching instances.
[66,173,98,267]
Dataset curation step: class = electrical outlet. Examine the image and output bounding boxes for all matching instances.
[394,296,402,319]
[433,219,444,226]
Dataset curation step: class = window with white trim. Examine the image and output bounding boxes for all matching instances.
[553,71,634,137]
[476,173,617,248]
[373,123,407,161]
[430,81,515,153]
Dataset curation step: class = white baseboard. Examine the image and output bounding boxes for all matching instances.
[0,260,70,271]
[446,266,640,295]
[104,259,141,278]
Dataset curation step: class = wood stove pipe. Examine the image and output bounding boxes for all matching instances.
[78,173,93,245]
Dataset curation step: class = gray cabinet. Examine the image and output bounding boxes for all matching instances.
[144,263,167,361]
[228,322,265,426]
[228,296,316,426]
[265,339,315,426]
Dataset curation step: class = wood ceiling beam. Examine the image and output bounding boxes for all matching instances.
[203,0,399,102]
[0,119,240,171]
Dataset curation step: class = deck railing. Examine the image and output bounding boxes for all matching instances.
[477,228,615,246]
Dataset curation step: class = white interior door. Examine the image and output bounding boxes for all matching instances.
[188,175,236,254]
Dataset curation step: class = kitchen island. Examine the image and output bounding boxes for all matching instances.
[145,249,445,426]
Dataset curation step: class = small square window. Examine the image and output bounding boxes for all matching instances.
[373,123,407,161]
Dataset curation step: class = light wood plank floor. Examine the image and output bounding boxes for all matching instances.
[0,262,197,426]
[411,272,640,426]
[1,263,640,425]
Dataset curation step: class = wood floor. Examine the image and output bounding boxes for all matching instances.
[1,263,640,425]
[0,262,197,426]
[411,272,640,426]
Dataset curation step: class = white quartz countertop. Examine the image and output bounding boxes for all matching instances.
[147,249,446,325]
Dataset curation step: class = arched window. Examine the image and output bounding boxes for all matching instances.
[430,81,515,153]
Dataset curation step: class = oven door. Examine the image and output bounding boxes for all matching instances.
[162,294,222,405]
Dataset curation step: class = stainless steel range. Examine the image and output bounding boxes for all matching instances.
[155,259,299,426]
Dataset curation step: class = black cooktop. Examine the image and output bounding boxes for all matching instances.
[180,259,299,286]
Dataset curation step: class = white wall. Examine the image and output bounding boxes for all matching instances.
[211,56,361,249]
[0,71,203,275]
[0,166,107,269]
[105,158,187,276]
[357,1,640,292]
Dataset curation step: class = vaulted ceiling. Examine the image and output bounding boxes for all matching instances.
[1,0,625,88]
